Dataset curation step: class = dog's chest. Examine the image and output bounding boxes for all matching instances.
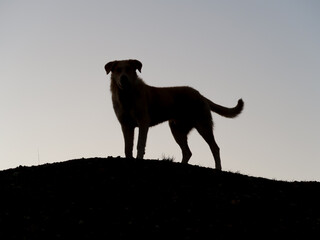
[112,90,142,125]
[118,90,134,109]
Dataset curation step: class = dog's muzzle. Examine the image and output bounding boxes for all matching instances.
[118,75,130,90]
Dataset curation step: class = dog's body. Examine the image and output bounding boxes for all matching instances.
[105,59,244,170]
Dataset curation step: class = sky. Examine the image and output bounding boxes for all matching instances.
[1,0,319,181]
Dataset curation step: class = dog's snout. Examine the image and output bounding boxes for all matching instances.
[119,75,130,89]
[120,75,128,83]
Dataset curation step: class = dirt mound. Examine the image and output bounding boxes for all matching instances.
[1,157,319,239]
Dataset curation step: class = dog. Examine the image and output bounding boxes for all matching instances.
[105,59,244,170]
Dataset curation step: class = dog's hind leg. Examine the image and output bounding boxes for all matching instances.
[196,122,222,170]
[169,121,192,164]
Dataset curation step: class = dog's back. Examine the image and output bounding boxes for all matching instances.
[145,86,206,126]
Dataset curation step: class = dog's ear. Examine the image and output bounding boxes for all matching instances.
[129,59,142,73]
[105,61,117,75]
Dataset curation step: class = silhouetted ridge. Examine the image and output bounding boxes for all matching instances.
[0,157,320,239]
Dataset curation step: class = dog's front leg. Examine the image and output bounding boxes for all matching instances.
[121,124,134,158]
[136,125,149,159]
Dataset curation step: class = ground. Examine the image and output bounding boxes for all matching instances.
[0,157,320,239]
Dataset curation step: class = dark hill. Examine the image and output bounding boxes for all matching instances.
[0,157,320,239]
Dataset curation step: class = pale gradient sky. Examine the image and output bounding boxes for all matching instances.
[1,0,319,181]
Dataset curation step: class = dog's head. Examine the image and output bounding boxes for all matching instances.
[105,59,142,90]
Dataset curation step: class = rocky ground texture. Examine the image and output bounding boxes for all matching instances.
[1,157,320,239]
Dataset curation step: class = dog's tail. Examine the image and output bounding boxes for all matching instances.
[206,98,244,118]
